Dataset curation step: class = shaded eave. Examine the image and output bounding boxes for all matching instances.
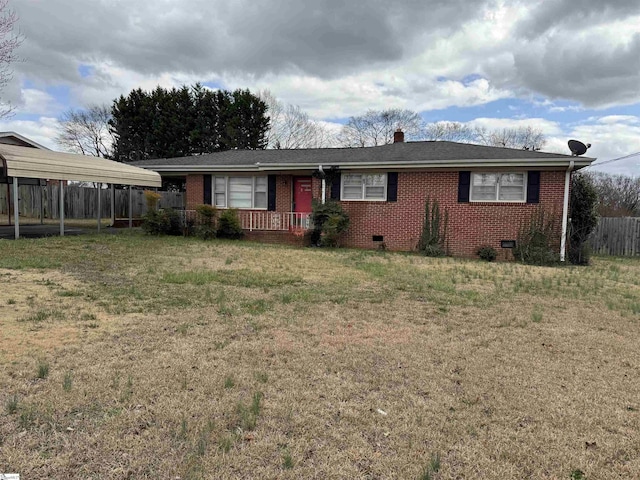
[142,157,595,174]
[0,144,161,187]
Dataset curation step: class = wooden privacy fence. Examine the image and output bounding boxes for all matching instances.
[0,185,184,219]
[590,217,640,256]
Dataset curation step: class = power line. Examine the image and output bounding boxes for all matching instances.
[587,151,640,168]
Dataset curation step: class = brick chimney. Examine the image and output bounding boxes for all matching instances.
[393,129,404,143]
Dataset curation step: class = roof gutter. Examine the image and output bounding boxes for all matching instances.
[140,158,595,173]
[318,164,326,204]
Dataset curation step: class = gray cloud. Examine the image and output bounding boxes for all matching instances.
[6,0,640,112]
[517,0,640,39]
[13,0,490,82]
[507,31,640,108]
[476,0,640,108]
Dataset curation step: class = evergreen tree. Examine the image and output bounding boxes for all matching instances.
[110,84,268,161]
[569,173,599,265]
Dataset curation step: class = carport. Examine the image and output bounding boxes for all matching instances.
[0,144,161,239]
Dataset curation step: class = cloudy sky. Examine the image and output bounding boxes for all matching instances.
[2,0,640,174]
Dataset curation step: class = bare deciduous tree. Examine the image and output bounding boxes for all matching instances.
[260,90,332,149]
[424,121,474,142]
[0,0,23,118]
[585,171,640,217]
[474,125,546,151]
[338,109,424,147]
[56,105,114,158]
[424,121,547,151]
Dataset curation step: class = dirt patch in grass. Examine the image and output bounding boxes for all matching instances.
[0,269,119,361]
[1,235,640,478]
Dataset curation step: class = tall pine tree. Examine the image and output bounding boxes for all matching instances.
[110,84,268,161]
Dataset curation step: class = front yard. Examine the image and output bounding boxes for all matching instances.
[0,233,639,479]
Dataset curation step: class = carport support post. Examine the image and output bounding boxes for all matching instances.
[6,184,10,226]
[97,183,101,232]
[110,183,115,227]
[59,181,65,237]
[128,185,133,229]
[13,177,19,239]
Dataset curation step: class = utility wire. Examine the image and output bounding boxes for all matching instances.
[587,151,640,168]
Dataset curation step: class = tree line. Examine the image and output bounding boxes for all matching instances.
[57,84,554,161]
[59,84,269,161]
[582,171,640,217]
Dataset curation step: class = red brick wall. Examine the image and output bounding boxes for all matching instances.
[186,174,294,212]
[276,175,293,212]
[244,230,309,247]
[183,171,567,258]
[329,171,566,257]
[186,175,204,209]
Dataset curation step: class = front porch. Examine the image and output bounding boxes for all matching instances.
[237,211,311,232]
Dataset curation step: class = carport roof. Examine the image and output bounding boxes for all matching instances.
[0,144,161,187]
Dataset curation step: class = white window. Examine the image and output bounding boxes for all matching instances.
[470,172,526,202]
[341,173,387,201]
[212,176,268,209]
[214,176,226,207]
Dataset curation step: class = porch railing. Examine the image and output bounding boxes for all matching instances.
[178,210,311,232]
[239,211,311,231]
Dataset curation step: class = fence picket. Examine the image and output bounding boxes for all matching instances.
[589,217,640,256]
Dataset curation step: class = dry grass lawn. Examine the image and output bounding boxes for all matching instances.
[0,233,639,479]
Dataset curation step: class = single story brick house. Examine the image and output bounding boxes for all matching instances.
[132,132,595,259]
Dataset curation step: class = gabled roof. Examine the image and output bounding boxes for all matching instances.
[0,144,161,187]
[0,131,50,150]
[131,141,596,172]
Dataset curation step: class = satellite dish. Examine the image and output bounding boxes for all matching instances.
[568,139,591,156]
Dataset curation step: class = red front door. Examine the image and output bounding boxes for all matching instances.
[293,177,313,213]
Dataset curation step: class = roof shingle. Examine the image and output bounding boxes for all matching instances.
[130,141,594,169]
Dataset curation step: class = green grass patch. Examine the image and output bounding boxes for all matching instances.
[36,360,50,379]
[5,395,19,414]
[63,371,73,392]
[162,269,303,288]
[20,309,65,323]
[235,392,263,431]
[282,451,294,469]
[0,255,62,270]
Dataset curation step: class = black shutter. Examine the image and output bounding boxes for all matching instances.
[526,171,540,204]
[330,174,341,200]
[387,172,398,202]
[267,175,277,211]
[458,171,470,203]
[203,175,212,205]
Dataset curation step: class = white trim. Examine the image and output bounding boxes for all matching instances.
[469,172,527,203]
[560,160,574,262]
[340,172,387,202]
[139,157,595,173]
